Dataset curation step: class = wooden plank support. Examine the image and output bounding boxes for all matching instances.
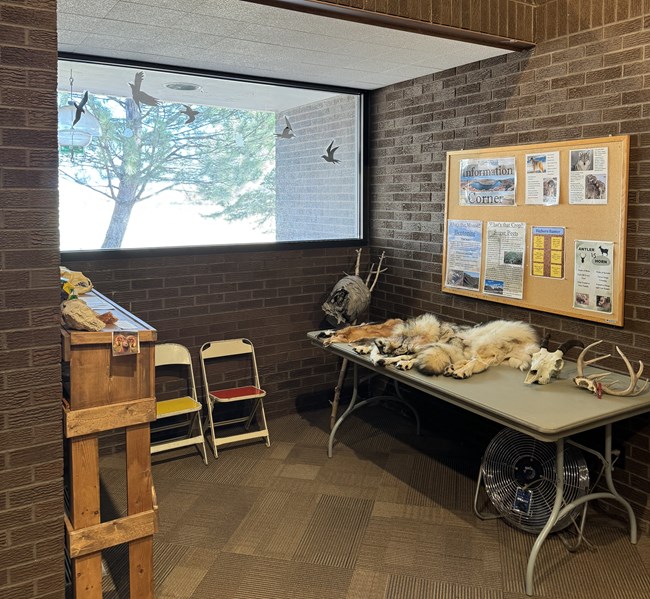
[127,423,155,599]
[65,510,157,559]
[64,397,156,438]
[70,436,102,599]
[63,290,157,599]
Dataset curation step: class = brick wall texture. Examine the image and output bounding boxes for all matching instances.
[0,1,64,598]
[368,1,650,529]
[276,95,360,241]
[5,0,650,594]
[313,0,536,42]
[64,249,367,420]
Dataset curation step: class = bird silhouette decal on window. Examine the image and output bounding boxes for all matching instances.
[275,116,295,139]
[72,91,89,127]
[181,104,199,124]
[128,71,160,111]
[321,140,340,164]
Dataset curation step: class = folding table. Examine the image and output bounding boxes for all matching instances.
[308,331,650,595]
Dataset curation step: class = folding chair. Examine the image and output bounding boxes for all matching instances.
[199,338,270,458]
[151,343,208,465]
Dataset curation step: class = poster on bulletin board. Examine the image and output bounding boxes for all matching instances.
[573,240,614,314]
[442,135,629,326]
[530,226,565,279]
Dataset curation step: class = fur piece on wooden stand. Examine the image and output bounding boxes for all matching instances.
[61,299,106,331]
[321,249,386,326]
[322,249,387,429]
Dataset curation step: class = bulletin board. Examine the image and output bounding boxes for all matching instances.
[442,135,629,326]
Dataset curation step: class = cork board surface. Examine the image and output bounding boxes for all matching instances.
[442,135,629,326]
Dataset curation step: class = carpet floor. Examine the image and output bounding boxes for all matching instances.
[98,403,650,599]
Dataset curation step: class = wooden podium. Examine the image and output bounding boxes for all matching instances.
[62,291,157,598]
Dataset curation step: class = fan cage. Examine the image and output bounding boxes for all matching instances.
[482,428,590,534]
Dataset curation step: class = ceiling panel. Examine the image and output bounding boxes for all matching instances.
[58,0,514,91]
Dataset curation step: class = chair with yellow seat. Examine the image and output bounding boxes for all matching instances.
[151,342,208,464]
[199,338,270,458]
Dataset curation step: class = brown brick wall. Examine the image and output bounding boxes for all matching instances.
[276,95,360,241]
[5,0,650,590]
[311,0,536,42]
[0,1,64,598]
[368,3,650,528]
[64,248,369,419]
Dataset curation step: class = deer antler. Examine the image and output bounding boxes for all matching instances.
[574,341,649,397]
[367,251,387,292]
[599,347,649,396]
[354,248,362,277]
[575,340,611,375]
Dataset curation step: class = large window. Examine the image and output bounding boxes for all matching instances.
[57,58,364,252]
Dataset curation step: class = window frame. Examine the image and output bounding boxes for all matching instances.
[58,53,369,261]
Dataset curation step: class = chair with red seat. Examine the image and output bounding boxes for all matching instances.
[199,338,270,458]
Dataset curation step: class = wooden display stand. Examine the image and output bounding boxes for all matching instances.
[62,290,158,598]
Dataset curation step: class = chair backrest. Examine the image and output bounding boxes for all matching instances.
[199,338,261,389]
[156,342,193,367]
[155,343,198,401]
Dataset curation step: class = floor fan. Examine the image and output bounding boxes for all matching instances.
[481,428,590,533]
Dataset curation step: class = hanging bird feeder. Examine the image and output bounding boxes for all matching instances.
[57,71,101,149]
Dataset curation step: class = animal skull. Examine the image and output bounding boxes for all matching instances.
[524,338,584,385]
[524,348,565,385]
[573,376,602,395]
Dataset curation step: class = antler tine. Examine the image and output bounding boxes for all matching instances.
[364,262,376,286]
[599,347,650,397]
[368,251,386,292]
[354,248,362,277]
[575,340,611,377]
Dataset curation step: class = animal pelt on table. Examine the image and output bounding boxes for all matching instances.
[320,318,404,345]
[319,313,539,379]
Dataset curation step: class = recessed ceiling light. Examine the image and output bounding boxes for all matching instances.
[165,82,202,92]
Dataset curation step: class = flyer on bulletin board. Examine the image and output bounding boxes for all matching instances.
[573,240,613,313]
[569,147,608,204]
[525,152,560,205]
[483,221,526,299]
[445,220,483,291]
[531,226,565,279]
[459,157,516,206]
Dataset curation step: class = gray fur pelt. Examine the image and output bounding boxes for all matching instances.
[322,275,371,325]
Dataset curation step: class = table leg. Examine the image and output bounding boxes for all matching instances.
[330,358,349,430]
[473,463,502,521]
[327,368,420,458]
[328,363,359,458]
[602,423,637,544]
[563,425,637,541]
[524,424,638,595]
[525,438,565,596]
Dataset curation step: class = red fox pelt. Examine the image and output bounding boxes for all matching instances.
[319,313,539,379]
[320,318,404,345]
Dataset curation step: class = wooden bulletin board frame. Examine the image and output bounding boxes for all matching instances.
[442,135,629,326]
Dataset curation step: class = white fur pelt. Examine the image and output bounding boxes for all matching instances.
[352,313,539,379]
